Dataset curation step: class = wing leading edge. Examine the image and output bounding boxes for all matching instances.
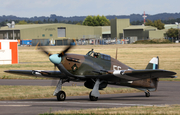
[4,70,66,79]
[112,69,177,81]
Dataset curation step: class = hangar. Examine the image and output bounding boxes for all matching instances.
[0,18,177,45]
[123,26,157,40]
[110,18,174,42]
[0,23,103,40]
[110,19,130,39]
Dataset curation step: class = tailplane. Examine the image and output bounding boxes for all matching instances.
[145,57,159,91]
[146,57,159,69]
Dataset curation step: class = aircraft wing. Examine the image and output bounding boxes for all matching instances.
[4,69,177,81]
[110,69,177,81]
[87,69,177,81]
[4,70,66,79]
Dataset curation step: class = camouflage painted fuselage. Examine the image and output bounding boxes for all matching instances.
[61,53,158,91]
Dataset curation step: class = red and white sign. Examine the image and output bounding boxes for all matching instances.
[0,40,18,64]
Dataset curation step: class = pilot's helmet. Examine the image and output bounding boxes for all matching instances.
[94,53,98,56]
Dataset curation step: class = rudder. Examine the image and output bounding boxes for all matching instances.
[145,56,159,91]
[145,56,159,69]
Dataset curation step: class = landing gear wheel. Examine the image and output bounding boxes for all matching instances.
[57,91,66,101]
[89,91,98,101]
[145,92,150,97]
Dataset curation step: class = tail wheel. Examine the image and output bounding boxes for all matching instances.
[145,92,150,97]
[57,91,66,101]
[89,91,98,101]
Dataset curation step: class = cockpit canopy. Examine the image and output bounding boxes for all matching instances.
[86,49,111,61]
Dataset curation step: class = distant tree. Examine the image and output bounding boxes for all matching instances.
[153,20,165,30]
[27,20,32,23]
[83,15,93,26]
[145,19,154,26]
[162,18,180,24]
[165,28,178,38]
[43,19,47,23]
[17,20,27,24]
[83,15,110,26]
[0,21,7,26]
[34,21,39,24]
[76,22,82,25]
[130,21,136,25]
[67,20,72,24]
[47,18,50,23]
[145,19,164,30]
[131,20,144,25]
[54,19,58,23]
[38,20,43,24]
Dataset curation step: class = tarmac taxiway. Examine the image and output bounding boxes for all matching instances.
[0,80,179,115]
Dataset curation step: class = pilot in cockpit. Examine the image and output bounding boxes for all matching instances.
[94,53,98,58]
[86,49,99,58]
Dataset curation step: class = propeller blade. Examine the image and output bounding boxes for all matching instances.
[58,44,72,57]
[39,46,52,56]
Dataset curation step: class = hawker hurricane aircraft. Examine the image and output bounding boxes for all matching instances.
[5,45,177,101]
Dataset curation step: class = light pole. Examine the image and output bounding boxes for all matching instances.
[175,22,179,40]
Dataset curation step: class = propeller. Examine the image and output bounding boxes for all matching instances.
[58,45,72,57]
[39,46,52,57]
[39,43,73,86]
[39,43,73,65]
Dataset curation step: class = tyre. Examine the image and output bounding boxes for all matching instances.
[89,91,98,101]
[57,91,66,101]
[145,92,150,97]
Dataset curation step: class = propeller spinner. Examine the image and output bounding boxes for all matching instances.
[49,54,62,64]
[40,44,73,65]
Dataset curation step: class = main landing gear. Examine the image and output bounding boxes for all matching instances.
[145,90,150,97]
[54,79,101,101]
[54,79,67,101]
[89,79,101,101]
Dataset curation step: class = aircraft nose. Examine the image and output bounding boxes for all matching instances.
[49,54,62,64]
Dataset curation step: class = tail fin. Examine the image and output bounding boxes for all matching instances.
[145,57,159,91]
[146,57,159,69]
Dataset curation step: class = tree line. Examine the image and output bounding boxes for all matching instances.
[1,17,180,27]
[0,19,83,26]
[130,18,180,25]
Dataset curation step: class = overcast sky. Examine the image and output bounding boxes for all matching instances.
[0,0,180,17]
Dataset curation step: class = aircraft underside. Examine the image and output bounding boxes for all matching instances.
[53,78,157,101]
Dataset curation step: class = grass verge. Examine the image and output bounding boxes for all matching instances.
[134,39,171,44]
[40,105,180,115]
[0,85,140,101]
